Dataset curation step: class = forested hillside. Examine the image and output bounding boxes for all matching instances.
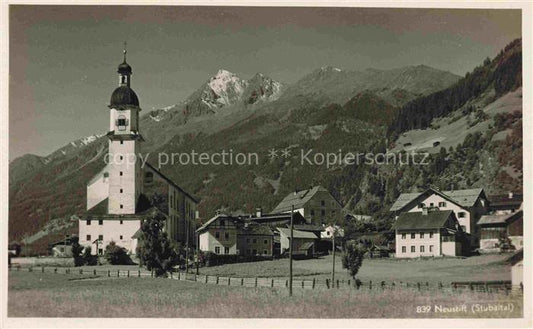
[388,39,522,140]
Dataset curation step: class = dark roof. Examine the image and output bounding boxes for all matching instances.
[145,162,199,203]
[272,186,340,213]
[441,188,485,207]
[487,194,523,207]
[110,86,139,107]
[118,61,132,74]
[132,228,142,239]
[506,248,523,266]
[239,224,274,236]
[85,198,109,216]
[390,188,484,211]
[249,212,307,227]
[49,237,76,247]
[293,224,325,232]
[106,131,144,141]
[83,194,164,220]
[277,227,318,239]
[297,241,314,251]
[196,212,307,233]
[196,214,235,232]
[393,210,455,230]
[478,210,523,226]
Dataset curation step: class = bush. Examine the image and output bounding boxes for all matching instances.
[83,246,98,266]
[104,241,133,265]
[342,241,365,284]
[71,237,85,267]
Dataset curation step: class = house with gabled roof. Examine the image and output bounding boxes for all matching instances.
[478,210,523,251]
[389,187,488,240]
[487,192,523,214]
[277,227,318,257]
[272,186,343,225]
[196,211,309,257]
[393,209,465,258]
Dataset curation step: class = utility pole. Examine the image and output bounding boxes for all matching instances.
[289,205,294,297]
[331,227,336,285]
[93,238,101,265]
[185,218,190,273]
[64,234,68,257]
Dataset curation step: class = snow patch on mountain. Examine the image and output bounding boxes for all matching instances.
[42,132,106,164]
[170,69,284,117]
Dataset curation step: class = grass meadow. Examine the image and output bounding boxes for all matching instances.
[198,253,512,284]
[11,254,511,285]
[9,271,522,318]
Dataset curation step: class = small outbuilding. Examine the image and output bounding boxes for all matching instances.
[277,227,318,258]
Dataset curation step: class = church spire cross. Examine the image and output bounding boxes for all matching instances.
[123,41,127,62]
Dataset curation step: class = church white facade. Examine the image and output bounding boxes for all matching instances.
[79,48,198,255]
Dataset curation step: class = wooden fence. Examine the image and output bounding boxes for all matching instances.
[9,265,522,295]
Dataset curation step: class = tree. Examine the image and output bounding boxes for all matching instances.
[497,233,515,252]
[82,246,98,266]
[104,241,133,265]
[342,241,365,285]
[136,210,180,276]
[71,236,85,267]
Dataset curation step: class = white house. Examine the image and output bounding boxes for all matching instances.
[393,209,464,258]
[196,212,307,257]
[272,186,343,225]
[79,48,197,255]
[509,249,523,287]
[321,225,344,240]
[197,214,240,255]
[390,188,488,247]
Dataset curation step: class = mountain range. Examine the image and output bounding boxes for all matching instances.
[9,39,522,254]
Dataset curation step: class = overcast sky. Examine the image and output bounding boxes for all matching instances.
[9,6,521,160]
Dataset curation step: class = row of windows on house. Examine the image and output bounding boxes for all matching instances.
[416,202,467,218]
[401,245,434,253]
[85,234,124,241]
[86,219,125,225]
[213,246,269,256]
[213,231,269,245]
[418,201,448,208]
[401,232,435,239]
[319,200,336,207]
[309,209,335,217]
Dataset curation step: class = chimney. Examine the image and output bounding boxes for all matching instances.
[256,208,262,218]
[422,207,428,216]
[508,192,514,199]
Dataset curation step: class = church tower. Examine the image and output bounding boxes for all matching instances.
[107,44,143,214]
[82,44,199,255]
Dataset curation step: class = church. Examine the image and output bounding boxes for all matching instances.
[79,47,198,255]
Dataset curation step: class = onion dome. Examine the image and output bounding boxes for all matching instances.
[110,86,139,107]
[118,61,132,74]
